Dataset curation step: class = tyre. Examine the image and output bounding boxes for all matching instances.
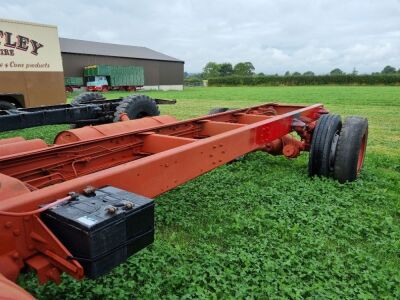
[113,94,160,122]
[208,107,231,115]
[0,101,16,110]
[71,92,104,106]
[333,116,368,183]
[308,114,342,177]
[125,86,136,92]
[70,92,104,128]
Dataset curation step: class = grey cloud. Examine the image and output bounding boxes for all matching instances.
[3,0,400,74]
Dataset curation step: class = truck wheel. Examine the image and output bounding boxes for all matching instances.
[71,92,104,106]
[113,94,160,122]
[70,92,104,128]
[208,107,231,115]
[101,86,109,92]
[125,86,136,92]
[308,114,342,177]
[333,116,368,183]
[0,101,16,110]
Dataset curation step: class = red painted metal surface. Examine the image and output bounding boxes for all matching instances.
[0,139,48,158]
[0,137,26,146]
[0,102,326,298]
[55,115,178,144]
[0,273,35,300]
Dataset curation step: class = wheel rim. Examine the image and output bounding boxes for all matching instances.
[357,130,367,173]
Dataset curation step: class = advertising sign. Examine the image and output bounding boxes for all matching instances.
[0,19,63,72]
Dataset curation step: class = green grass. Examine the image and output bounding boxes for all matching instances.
[2,86,399,299]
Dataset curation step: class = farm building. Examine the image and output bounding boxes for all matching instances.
[60,38,184,90]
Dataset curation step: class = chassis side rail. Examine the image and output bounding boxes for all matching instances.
[0,97,176,132]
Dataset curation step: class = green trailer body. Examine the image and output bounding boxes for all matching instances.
[64,77,84,86]
[84,65,144,86]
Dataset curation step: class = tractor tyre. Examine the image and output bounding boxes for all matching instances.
[208,107,231,115]
[0,101,16,110]
[70,92,104,128]
[113,94,160,122]
[308,114,342,177]
[71,92,104,106]
[333,116,368,183]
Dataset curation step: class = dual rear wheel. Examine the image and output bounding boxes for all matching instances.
[208,108,368,183]
[308,114,368,183]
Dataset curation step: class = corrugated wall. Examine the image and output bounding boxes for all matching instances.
[61,53,184,86]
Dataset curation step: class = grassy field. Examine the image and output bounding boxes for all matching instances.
[2,86,399,299]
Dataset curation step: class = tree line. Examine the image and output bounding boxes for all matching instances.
[185,63,400,80]
[184,62,255,80]
[208,74,400,86]
[203,62,256,78]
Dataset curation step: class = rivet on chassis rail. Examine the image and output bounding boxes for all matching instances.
[4,221,12,229]
[11,252,20,260]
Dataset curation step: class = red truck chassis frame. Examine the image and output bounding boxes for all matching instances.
[0,102,326,298]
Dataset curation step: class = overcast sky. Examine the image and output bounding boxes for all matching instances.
[3,0,400,74]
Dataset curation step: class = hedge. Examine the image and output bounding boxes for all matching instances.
[184,78,203,84]
[208,74,400,86]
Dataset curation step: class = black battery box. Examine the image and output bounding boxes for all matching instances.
[41,186,154,278]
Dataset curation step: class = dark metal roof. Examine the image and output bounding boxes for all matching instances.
[59,38,183,63]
